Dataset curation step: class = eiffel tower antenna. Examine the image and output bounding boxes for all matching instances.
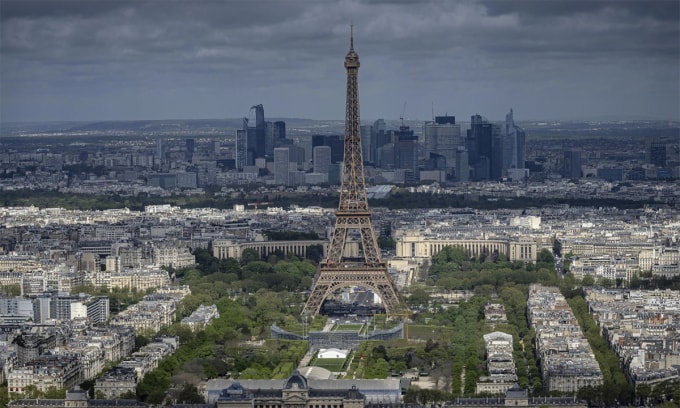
[302,28,405,317]
[350,24,354,50]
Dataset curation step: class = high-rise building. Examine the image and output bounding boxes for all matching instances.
[235,118,248,170]
[455,146,469,182]
[288,145,306,165]
[435,115,456,125]
[490,124,504,180]
[155,138,163,168]
[376,143,395,169]
[395,125,419,183]
[273,121,286,140]
[467,115,494,180]
[244,104,266,164]
[247,104,266,160]
[360,124,373,163]
[274,147,290,185]
[502,109,527,175]
[239,105,285,165]
[423,115,461,174]
[312,135,344,163]
[646,138,667,167]
[562,149,582,179]
[185,138,195,162]
[372,119,387,164]
[265,121,275,158]
[313,145,332,174]
[328,162,342,185]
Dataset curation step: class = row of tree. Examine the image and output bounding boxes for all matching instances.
[2,188,661,212]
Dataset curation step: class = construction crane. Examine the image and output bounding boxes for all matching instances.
[400,101,407,128]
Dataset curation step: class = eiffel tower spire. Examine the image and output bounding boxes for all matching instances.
[302,28,405,317]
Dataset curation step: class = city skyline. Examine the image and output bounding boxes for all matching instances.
[1,0,679,124]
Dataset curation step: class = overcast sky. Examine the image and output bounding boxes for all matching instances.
[1,0,678,123]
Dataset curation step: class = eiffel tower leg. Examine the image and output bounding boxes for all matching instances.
[302,278,330,317]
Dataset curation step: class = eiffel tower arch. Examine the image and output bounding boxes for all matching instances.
[302,28,406,317]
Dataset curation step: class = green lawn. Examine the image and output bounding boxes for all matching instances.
[408,324,456,341]
[312,358,347,372]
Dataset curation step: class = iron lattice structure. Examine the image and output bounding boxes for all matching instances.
[302,31,405,317]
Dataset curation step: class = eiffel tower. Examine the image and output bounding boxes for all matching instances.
[302,28,405,317]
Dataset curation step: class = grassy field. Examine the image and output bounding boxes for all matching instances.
[312,357,347,372]
[273,315,328,335]
[408,325,457,342]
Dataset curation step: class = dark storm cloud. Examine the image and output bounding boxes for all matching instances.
[0,0,129,20]
[482,0,679,22]
[0,0,678,122]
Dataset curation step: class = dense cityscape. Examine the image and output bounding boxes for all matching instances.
[1,0,679,407]
[0,100,679,407]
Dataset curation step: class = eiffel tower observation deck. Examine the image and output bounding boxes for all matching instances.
[302,28,406,317]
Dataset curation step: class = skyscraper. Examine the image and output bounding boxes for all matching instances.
[372,119,387,164]
[423,115,461,175]
[185,138,195,163]
[239,104,285,166]
[248,104,266,160]
[313,145,332,174]
[455,146,469,182]
[467,114,494,180]
[646,138,667,167]
[155,138,163,169]
[502,108,527,175]
[395,125,419,183]
[235,118,248,169]
[274,147,290,185]
[360,124,373,163]
[273,121,286,141]
[562,149,582,179]
[312,135,344,164]
[265,121,275,158]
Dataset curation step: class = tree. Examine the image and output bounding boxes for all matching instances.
[137,370,170,402]
[22,385,41,399]
[365,358,389,378]
[241,248,260,264]
[407,287,430,308]
[377,236,396,251]
[135,334,150,349]
[177,383,204,404]
[434,245,468,264]
[43,387,66,399]
[305,244,324,263]
[119,390,137,399]
[636,383,652,406]
[537,248,554,264]
[242,261,271,280]
[252,289,286,327]
[146,391,166,405]
[0,284,21,296]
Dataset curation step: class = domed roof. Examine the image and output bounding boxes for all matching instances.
[219,382,251,401]
[284,370,308,390]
